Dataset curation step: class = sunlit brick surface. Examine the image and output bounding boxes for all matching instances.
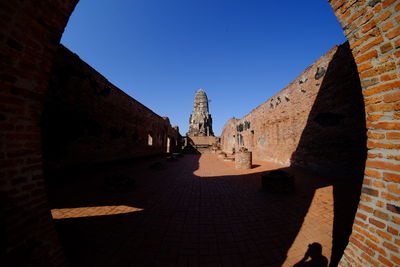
[51,206,143,219]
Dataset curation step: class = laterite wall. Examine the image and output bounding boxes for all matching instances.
[0,0,399,266]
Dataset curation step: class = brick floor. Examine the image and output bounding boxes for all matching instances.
[49,154,361,267]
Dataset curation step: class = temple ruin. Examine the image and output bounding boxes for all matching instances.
[185,89,219,153]
[221,42,366,178]
[187,88,214,137]
[1,1,400,266]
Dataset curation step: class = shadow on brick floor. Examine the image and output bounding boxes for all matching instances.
[44,153,362,267]
[291,42,366,267]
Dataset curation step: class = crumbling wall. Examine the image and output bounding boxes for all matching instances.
[221,42,366,176]
[221,118,239,154]
[42,45,181,168]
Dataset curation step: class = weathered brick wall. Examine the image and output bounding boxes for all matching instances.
[0,0,399,266]
[330,0,400,266]
[220,118,239,153]
[0,1,78,266]
[220,46,340,163]
[221,42,367,177]
[42,45,181,169]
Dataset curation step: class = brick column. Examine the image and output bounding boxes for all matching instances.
[235,151,252,169]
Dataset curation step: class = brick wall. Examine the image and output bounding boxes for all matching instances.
[221,42,367,177]
[0,1,78,266]
[220,46,340,163]
[0,0,399,266]
[42,45,181,169]
[220,1,400,265]
[330,0,400,266]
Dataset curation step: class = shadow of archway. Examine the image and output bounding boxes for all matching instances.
[46,152,356,266]
[290,42,367,267]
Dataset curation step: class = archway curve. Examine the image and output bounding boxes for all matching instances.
[0,1,399,266]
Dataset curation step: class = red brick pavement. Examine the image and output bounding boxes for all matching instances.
[49,154,360,267]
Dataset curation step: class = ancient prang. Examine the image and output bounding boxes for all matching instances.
[187,88,214,137]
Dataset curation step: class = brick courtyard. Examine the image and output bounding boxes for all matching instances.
[49,154,361,267]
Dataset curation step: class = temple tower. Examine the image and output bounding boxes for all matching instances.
[188,88,214,136]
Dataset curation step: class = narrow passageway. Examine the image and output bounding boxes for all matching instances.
[49,154,346,267]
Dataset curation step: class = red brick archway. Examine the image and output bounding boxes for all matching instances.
[0,1,399,266]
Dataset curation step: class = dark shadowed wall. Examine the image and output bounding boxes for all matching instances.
[42,45,181,169]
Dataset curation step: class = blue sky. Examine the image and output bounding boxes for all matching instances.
[61,0,346,136]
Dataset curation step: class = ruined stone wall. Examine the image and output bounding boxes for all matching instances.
[221,46,339,163]
[42,45,181,168]
[220,118,239,154]
[221,42,366,177]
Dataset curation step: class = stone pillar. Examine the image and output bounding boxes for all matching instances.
[235,151,252,169]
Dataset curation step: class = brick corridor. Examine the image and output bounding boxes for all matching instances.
[49,154,360,267]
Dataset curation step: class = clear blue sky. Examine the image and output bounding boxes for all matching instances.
[61,0,346,136]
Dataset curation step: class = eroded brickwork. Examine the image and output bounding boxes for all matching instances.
[221,42,366,177]
[220,45,339,164]
[42,45,181,168]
